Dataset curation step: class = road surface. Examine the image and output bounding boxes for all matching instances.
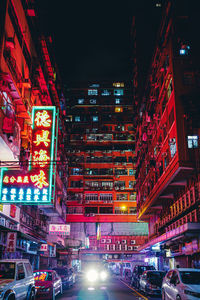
[58,277,162,300]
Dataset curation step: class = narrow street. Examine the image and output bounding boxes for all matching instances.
[58,277,162,300]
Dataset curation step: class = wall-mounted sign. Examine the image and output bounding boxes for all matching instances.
[0,107,56,204]
[40,244,48,252]
[6,232,17,252]
[50,245,56,257]
[0,204,20,223]
[49,224,70,236]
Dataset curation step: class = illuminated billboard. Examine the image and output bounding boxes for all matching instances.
[0,107,56,204]
[49,224,70,236]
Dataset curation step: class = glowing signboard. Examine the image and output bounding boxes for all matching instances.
[0,107,56,204]
[49,224,70,236]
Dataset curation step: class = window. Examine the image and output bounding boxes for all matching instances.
[90,99,96,104]
[85,194,98,201]
[167,78,173,100]
[24,263,33,276]
[164,155,169,168]
[130,193,136,201]
[187,136,198,149]
[88,89,98,95]
[115,99,121,104]
[92,116,98,122]
[85,207,98,214]
[116,194,128,201]
[113,82,124,87]
[99,207,113,214]
[114,89,124,96]
[115,169,128,176]
[78,99,84,104]
[0,262,15,279]
[169,138,176,158]
[101,89,110,96]
[129,181,134,188]
[179,45,190,56]
[99,194,113,201]
[129,169,135,176]
[17,263,25,280]
[115,107,123,113]
[71,168,81,175]
[129,207,137,214]
[75,116,80,122]
[115,207,128,214]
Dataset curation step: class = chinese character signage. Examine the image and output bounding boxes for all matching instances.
[0,107,56,204]
[40,244,48,252]
[49,224,70,236]
[7,232,17,252]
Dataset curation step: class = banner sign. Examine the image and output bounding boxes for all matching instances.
[7,232,17,252]
[0,107,56,204]
[49,224,70,236]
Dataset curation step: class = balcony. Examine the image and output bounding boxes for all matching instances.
[137,152,194,220]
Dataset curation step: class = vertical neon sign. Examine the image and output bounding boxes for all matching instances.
[0,106,56,204]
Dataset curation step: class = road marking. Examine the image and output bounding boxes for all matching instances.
[120,279,148,300]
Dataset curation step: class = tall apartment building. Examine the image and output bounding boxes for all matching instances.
[65,82,148,261]
[0,0,67,269]
[135,0,200,269]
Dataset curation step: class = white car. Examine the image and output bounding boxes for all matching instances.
[0,259,35,300]
[162,268,200,300]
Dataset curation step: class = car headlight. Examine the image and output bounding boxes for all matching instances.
[100,271,108,281]
[184,290,200,297]
[86,270,98,282]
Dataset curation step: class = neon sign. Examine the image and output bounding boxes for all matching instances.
[49,224,70,236]
[0,106,56,204]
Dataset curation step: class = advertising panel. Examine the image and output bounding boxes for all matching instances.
[49,224,70,236]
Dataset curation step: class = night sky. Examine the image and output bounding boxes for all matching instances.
[35,0,162,85]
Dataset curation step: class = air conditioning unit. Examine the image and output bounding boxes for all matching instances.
[128,246,133,251]
[105,245,110,251]
[116,245,121,251]
[101,239,106,243]
[122,240,127,244]
[110,245,115,251]
[106,239,111,243]
[133,246,139,250]
[131,240,136,245]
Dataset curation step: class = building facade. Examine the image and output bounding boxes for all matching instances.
[135,0,200,269]
[65,82,148,260]
[0,0,67,269]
